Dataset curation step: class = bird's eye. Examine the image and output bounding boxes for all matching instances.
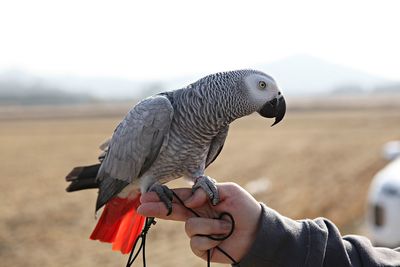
[258,81,267,89]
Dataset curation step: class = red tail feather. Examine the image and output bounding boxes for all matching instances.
[90,196,146,254]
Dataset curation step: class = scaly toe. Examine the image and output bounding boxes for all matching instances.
[149,184,174,215]
[193,176,220,205]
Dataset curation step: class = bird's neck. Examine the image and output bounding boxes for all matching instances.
[172,85,251,134]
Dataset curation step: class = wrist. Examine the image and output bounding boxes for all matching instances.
[236,203,263,262]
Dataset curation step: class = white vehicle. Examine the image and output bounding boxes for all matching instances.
[366,141,400,248]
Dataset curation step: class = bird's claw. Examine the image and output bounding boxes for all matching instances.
[192,176,220,205]
[149,183,174,216]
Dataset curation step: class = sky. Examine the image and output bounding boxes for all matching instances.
[0,0,400,82]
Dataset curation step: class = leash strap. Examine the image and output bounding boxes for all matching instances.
[171,191,238,266]
[126,217,156,267]
[125,192,239,267]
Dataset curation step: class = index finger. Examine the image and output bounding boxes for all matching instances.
[137,202,195,221]
[138,187,196,221]
[140,188,194,203]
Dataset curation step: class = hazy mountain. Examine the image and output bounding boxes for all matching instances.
[259,54,393,95]
[0,55,398,105]
[373,83,400,94]
[45,75,146,99]
[0,70,95,105]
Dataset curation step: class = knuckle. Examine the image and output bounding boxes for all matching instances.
[227,182,241,192]
[223,182,240,194]
[190,236,220,257]
[190,243,205,259]
[220,182,241,197]
[185,218,196,237]
[190,236,207,251]
[190,236,202,254]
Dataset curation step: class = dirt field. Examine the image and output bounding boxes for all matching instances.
[1,96,400,267]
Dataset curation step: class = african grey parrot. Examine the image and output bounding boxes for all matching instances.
[65,69,286,253]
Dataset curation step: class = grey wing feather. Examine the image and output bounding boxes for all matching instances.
[98,138,110,162]
[99,138,110,151]
[205,125,229,168]
[95,95,174,210]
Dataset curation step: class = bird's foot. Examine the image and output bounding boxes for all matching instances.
[192,176,220,205]
[149,183,174,216]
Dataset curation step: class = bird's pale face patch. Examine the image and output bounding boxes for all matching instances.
[244,73,280,109]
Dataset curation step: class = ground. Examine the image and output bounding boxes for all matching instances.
[1,95,400,267]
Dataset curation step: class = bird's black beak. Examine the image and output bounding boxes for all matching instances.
[258,95,286,126]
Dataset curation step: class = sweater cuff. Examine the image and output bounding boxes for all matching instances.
[234,203,328,267]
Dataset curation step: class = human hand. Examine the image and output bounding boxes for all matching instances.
[137,182,262,264]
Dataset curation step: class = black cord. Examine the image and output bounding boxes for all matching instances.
[171,191,238,266]
[125,192,239,267]
[126,217,156,267]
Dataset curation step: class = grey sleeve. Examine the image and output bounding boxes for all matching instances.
[234,203,400,267]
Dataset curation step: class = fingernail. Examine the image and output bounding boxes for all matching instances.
[184,195,194,206]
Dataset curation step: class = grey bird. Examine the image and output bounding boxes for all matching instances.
[65,69,286,254]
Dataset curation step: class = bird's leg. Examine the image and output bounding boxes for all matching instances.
[192,176,220,205]
[148,183,174,216]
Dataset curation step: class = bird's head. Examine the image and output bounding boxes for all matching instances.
[241,71,286,126]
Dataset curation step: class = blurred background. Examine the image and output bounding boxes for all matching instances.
[1,0,400,266]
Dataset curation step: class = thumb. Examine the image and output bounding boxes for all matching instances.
[185,182,235,209]
[184,189,208,208]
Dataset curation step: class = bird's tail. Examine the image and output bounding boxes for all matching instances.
[65,164,100,192]
[90,195,146,254]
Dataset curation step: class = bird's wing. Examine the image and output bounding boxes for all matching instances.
[205,125,229,168]
[98,138,110,162]
[99,138,111,151]
[95,95,174,210]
